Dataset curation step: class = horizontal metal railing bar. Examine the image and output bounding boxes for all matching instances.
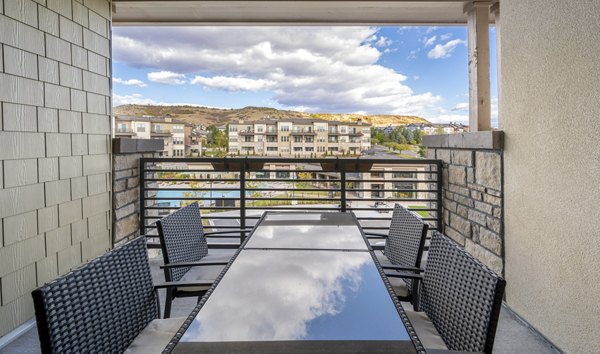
[143,178,241,182]
[345,179,438,183]
[140,157,443,165]
[246,188,341,192]
[347,189,436,193]
[245,206,340,210]
[346,198,438,202]
[144,188,242,192]
[244,178,341,183]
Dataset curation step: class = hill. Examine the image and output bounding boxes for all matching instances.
[112,104,431,127]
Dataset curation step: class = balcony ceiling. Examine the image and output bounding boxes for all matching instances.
[112,1,497,26]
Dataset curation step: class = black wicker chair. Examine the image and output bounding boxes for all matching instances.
[365,203,428,301]
[31,237,207,354]
[386,231,506,353]
[157,202,251,318]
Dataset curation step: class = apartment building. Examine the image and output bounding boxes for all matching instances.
[228,119,371,156]
[113,116,195,157]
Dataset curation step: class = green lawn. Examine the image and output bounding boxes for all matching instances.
[408,205,430,218]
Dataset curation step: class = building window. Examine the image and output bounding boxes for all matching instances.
[294,136,302,143]
[280,126,290,132]
[267,147,278,151]
[328,147,337,152]
[305,136,314,143]
[281,136,289,142]
[136,125,145,132]
[244,136,253,142]
[305,147,314,152]
[267,136,277,142]
[173,125,183,133]
[393,172,416,179]
[293,147,303,152]
[229,126,238,132]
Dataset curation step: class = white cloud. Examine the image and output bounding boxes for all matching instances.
[427,39,465,59]
[452,102,469,112]
[428,114,469,124]
[113,93,223,108]
[113,93,157,106]
[413,76,420,81]
[147,71,186,85]
[374,36,392,47]
[440,33,453,41]
[191,75,276,92]
[423,35,437,47]
[113,27,441,115]
[113,77,147,87]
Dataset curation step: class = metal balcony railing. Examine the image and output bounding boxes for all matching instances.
[139,157,443,249]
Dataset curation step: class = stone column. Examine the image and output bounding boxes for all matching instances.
[112,138,164,245]
[423,131,504,275]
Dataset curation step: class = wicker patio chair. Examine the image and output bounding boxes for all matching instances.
[385,231,506,353]
[157,202,251,318]
[31,237,208,354]
[364,203,428,301]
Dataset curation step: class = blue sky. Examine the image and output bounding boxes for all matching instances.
[112,26,497,125]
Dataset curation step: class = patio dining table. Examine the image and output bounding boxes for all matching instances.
[165,211,425,353]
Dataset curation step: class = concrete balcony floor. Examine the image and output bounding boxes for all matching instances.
[1,254,560,354]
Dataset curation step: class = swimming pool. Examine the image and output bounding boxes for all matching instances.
[156,189,244,207]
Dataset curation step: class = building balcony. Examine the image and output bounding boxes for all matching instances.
[151,130,173,137]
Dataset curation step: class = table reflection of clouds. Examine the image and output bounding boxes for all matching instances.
[180,250,409,343]
[245,213,368,250]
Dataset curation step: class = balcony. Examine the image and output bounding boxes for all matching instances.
[115,128,136,136]
[151,129,173,137]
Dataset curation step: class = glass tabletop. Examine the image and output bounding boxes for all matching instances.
[244,212,369,250]
[179,249,412,344]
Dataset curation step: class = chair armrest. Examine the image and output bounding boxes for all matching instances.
[203,229,252,236]
[160,261,229,269]
[380,265,423,273]
[384,271,423,280]
[371,245,385,251]
[364,232,388,238]
[153,280,213,289]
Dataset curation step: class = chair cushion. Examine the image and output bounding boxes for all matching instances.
[177,263,226,292]
[403,310,448,350]
[125,317,186,354]
[376,252,410,297]
[387,275,410,297]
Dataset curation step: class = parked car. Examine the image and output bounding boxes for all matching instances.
[373,201,390,213]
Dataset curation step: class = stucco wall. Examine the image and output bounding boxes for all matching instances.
[501,1,600,352]
[0,0,112,336]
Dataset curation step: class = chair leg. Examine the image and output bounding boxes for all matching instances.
[164,288,174,318]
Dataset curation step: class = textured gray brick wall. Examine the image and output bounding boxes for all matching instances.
[423,132,505,275]
[426,146,504,275]
[0,0,112,337]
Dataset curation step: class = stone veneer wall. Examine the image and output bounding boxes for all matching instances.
[0,0,112,337]
[423,132,504,275]
[112,138,163,245]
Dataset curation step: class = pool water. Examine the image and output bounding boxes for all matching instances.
[156,189,244,207]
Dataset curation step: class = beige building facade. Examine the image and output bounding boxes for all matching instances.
[114,116,196,157]
[228,119,371,156]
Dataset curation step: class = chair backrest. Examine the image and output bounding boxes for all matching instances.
[420,231,506,354]
[31,237,158,354]
[384,204,428,288]
[157,202,208,281]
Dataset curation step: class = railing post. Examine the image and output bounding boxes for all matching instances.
[340,159,347,212]
[240,158,247,243]
[139,158,147,235]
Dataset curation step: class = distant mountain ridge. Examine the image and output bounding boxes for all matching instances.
[113,104,432,127]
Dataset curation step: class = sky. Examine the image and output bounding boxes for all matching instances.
[112,26,498,126]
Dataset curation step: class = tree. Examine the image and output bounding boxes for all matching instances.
[207,125,227,148]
